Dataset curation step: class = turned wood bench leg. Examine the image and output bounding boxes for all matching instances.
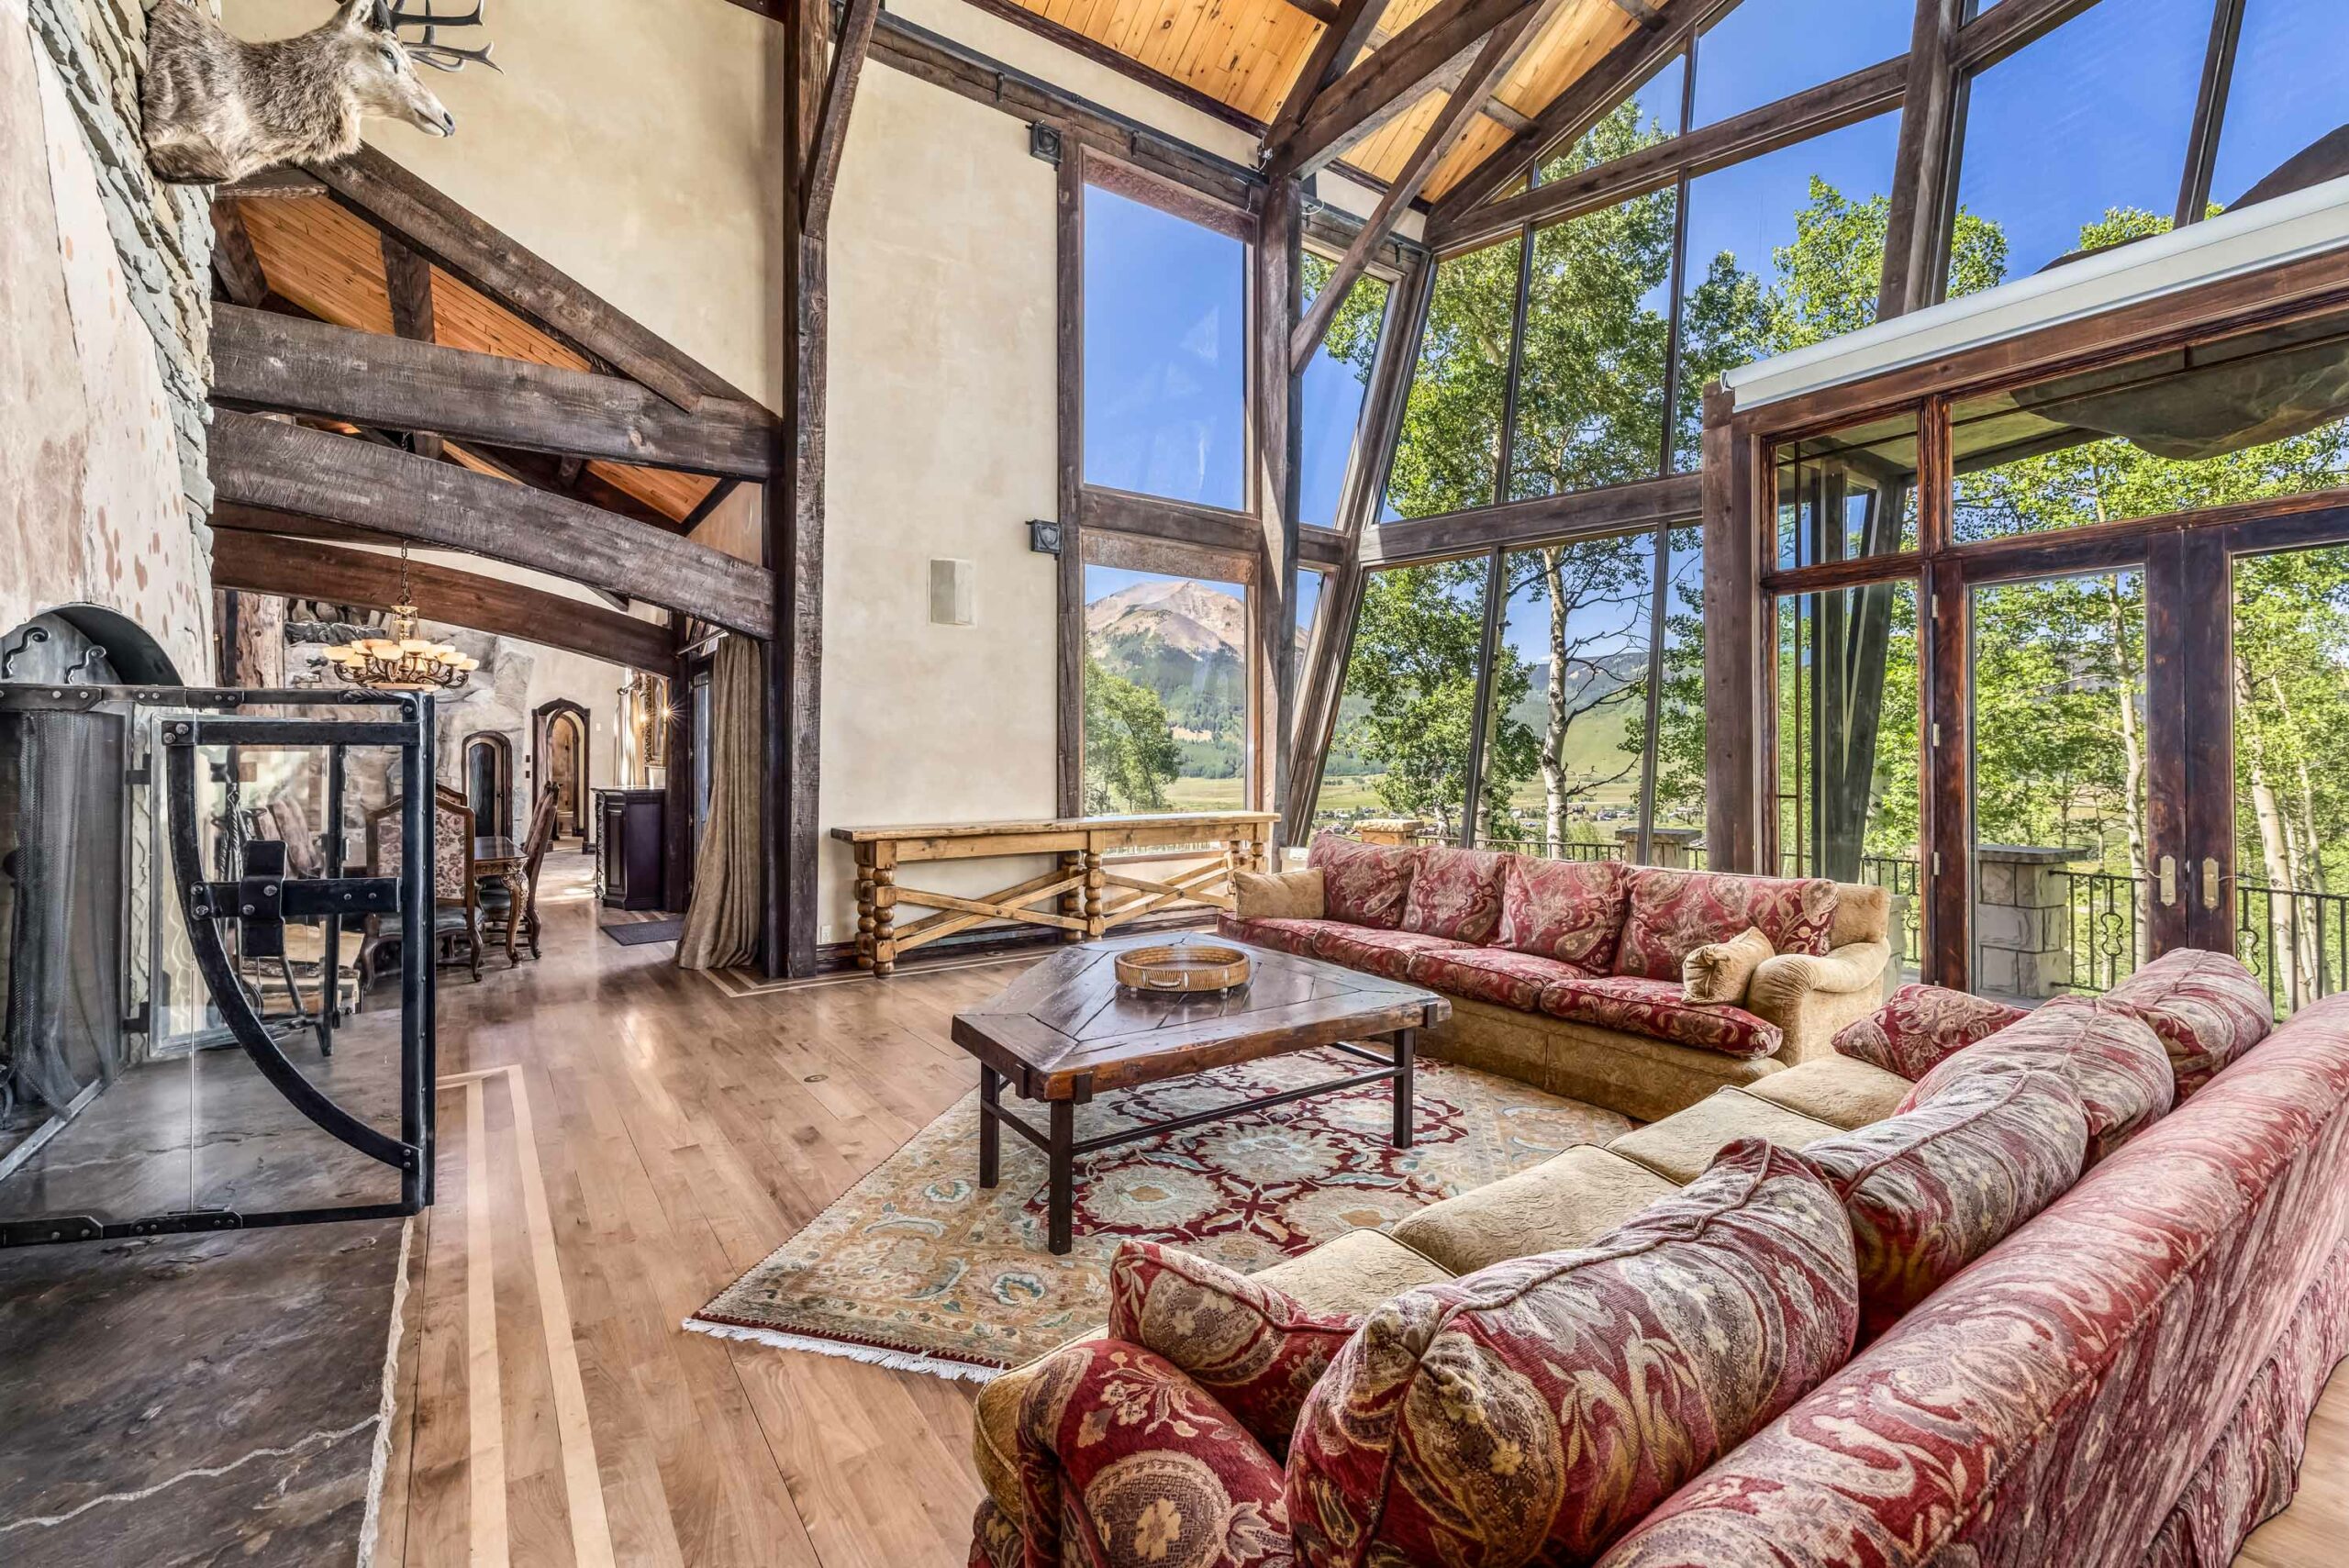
[870,858,896,975]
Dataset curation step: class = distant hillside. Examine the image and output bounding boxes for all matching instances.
[1087,579,1247,778]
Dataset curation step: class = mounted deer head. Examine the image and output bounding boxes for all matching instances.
[142,0,496,186]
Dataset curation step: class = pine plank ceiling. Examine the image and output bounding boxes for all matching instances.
[231,194,718,526]
[1006,0,1640,200]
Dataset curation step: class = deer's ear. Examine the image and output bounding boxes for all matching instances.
[341,0,390,34]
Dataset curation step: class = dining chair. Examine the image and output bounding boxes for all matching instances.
[482,787,560,962]
[366,791,483,982]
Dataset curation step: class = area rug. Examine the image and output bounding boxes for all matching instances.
[685,1050,1631,1380]
[600,918,683,946]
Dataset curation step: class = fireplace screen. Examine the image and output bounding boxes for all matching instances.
[0,683,437,1243]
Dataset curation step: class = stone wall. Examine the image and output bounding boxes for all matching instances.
[3,0,214,678]
[27,0,214,514]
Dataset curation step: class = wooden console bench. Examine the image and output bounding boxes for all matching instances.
[830,812,1275,975]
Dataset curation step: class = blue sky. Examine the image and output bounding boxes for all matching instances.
[1081,0,2345,528]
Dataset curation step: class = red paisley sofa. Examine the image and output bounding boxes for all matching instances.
[969,955,2349,1568]
[1219,833,1895,1123]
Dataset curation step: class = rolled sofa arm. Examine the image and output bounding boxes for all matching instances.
[1745,940,1892,1065]
[1014,1338,1291,1568]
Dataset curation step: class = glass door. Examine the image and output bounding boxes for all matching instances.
[2228,538,2349,1017]
[1965,567,2152,1002]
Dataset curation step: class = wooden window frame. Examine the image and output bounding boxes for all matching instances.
[1707,240,2349,989]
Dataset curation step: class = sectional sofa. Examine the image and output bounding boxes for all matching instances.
[1222,833,1895,1121]
[969,943,2349,1568]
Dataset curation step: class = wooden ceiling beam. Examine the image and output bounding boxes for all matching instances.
[210,305,777,479]
[1423,0,1701,234]
[299,145,763,416]
[1291,2,1555,372]
[1431,50,1906,251]
[209,411,774,637]
[1265,0,1544,181]
[444,441,686,532]
[803,0,882,238]
[208,528,678,677]
[1265,0,1387,150]
[209,202,271,308]
[378,232,442,461]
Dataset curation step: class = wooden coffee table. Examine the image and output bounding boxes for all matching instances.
[950,931,1451,1253]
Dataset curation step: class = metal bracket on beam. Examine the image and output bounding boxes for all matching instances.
[1028,518,1065,556]
[1030,123,1063,166]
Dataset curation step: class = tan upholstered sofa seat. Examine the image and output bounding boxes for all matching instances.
[1742,1054,1915,1129]
[1390,1144,1679,1275]
[1608,1086,1847,1184]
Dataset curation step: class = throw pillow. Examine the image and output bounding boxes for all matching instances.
[1493,853,1629,970]
[1284,1139,1857,1568]
[2102,947,2273,1097]
[1307,832,1417,930]
[1108,1240,1360,1460]
[1804,1071,2088,1341]
[1834,984,2030,1081]
[1612,867,1838,982]
[1683,927,1776,1005]
[1400,845,1511,944]
[1233,867,1326,921]
[1898,994,2175,1165]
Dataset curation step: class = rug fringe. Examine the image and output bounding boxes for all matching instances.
[683,1315,1004,1384]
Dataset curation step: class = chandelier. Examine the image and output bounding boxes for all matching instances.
[319,545,477,691]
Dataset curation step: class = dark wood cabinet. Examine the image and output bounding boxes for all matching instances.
[596,788,668,911]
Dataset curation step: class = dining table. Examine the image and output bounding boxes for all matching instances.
[473,835,528,963]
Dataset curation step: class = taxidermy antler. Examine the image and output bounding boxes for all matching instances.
[140,0,495,186]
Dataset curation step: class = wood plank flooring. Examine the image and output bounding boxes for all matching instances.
[376,856,2349,1566]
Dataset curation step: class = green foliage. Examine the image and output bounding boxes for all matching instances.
[1082,659,1181,813]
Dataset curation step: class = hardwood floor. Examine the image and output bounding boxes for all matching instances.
[374,856,1002,1567]
[373,855,2349,1567]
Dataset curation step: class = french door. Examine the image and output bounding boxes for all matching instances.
[1926,503,2349,1013]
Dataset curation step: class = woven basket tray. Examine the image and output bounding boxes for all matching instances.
[1114,943,1252,995]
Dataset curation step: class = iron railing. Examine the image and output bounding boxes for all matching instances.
[2236,882,2349,1018]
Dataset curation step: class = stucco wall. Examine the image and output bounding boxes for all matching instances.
[817,61,1062,941]
[3,0,213,679]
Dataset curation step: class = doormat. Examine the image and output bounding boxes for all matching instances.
[685,1050,1631,1380]
[600,918,684,947]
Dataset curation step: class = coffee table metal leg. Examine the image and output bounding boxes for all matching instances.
[978,1065,1002,1188]
[1392,1028,1416,1149]
[1048,1098,1075,1254]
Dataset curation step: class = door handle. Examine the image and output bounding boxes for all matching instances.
[2159,854,2177,907]
[2202,858,2221,911]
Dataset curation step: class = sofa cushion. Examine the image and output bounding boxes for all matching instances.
[1217,912,1330,958]
[1252,1228,1454,1311]
[1494,854,1630,971]
[1541,973,1784,1059]
[1309,925,1471,982]
[1406,944,1595,1012]
[2103,946,2274,1097]
[1741,1056,1913,1129]
[1400,845,1511,944]
[1108,1240,1359,1459]
[1607,1086,1844,1184]
[1233,866,1325,920]
[1834,983,2029,1080]
[1308,831,1418,929]
[1391,1144,1679,1276]
[1612,867,1839,982]
[1284,1139,1858,1568]
[1803,1072,2089,1342]
[1900,993,2175,1165]
[1683,926,1775,1004]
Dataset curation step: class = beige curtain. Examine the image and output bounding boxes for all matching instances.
[676,636,763,970]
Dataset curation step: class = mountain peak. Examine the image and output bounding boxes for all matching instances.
[1086,578,1245,657]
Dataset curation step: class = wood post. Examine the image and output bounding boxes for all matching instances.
[1252,178,1302,830]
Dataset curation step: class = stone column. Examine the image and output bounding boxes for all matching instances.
[1618,827,1702,868]
[1972,844,2076,999]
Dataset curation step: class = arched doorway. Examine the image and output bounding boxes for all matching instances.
[533,699,591,841]
[462,732,513,838]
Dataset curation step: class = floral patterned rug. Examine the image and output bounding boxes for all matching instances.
[685,1050,1631,1380]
